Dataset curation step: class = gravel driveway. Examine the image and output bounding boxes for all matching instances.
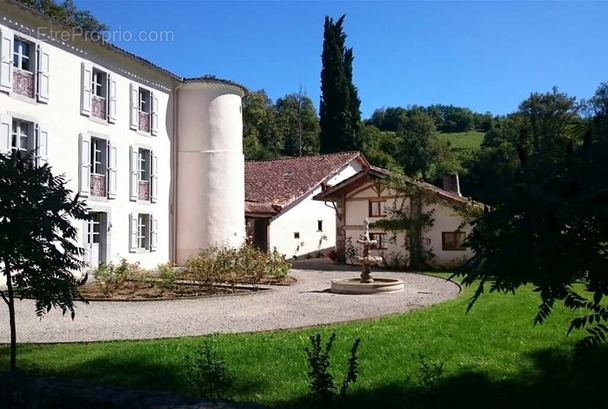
[0,269,460,344]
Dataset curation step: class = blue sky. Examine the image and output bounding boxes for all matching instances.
[77,1,608,118]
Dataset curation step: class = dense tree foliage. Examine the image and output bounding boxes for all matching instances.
[0,152,89,371]
[242,90,320,160]
[397,112,438,179]
[319,15,361,153]
[17,0,108,34]
[456,83,608,350]
[370,105,493,133]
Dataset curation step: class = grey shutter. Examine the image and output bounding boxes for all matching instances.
[150,214,158,251]
[81,62,92,115]
[129,213,138,252]
[150,151,158,203]
[129,145,138,201]
[151,92,159,135]
[0,114,11,154]
[36,43,50,103]
[107,140,117,199]
[35,123,48,166]
[129,83,138,130]
[0,29,12,92]
[79,133,91,195]
[107,74,117,123]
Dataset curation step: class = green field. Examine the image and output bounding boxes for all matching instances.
[1,274,605,408]
[437,131,485,151]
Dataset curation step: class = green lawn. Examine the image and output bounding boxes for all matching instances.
[437,131,485,151]
[2,274,606,408]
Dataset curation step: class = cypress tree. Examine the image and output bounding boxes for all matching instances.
[319,15,361,153]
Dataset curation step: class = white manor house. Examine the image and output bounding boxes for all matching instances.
[0,0,247,269]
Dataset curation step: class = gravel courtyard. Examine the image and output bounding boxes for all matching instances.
[0,268,460,344]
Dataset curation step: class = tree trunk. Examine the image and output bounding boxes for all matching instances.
[3,268,17,372]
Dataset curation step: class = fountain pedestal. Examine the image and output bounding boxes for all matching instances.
[330,218,404,294]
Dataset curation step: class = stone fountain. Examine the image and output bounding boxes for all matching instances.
[331,218,404,294]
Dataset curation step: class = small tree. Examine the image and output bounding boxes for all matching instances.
[0,152,89,371]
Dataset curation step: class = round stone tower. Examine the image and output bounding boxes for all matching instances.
[175,79,247,265]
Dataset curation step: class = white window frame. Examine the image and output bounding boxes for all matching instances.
[1,114,47,166]
[12,37,32,72]
[129,213,158,253]
[90,137,106,176]
[138,148,150,182]
[92,68,106,98]
[11,119,30,154]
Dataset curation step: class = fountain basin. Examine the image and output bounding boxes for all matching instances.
[331,278,404,294]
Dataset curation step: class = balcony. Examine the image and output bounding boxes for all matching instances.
[90,174,107,197]
[138,180,150,201]
[91,95,107,120]
[138,111,150,133]
[13,68,34,99]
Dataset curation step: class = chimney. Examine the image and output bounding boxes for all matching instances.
[443,174,461,196]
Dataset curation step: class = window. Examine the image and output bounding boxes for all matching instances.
[88,137,108,197]
[1,31,49,101]
[92,68,106,98]
[1,115,47,164]
[129,146,157,202]
[138,148,150,181]
[78,133,116,199]
[130,83,158,135]
[137,148,151,200]
[137,213,150,250]
[369,200,387,217]
[90,138,106,175]
[139,88,151,113]
[81,64,116,122]
[11,119,29,153]
[294,232,300,239]
[442,231,467,251]
[13,38,31,72]
[369,233,387,250]
[130,213,157,252]
[317,220,323,232]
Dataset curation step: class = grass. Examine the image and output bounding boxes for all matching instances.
[1,273,607,408]
[437,131,485,151]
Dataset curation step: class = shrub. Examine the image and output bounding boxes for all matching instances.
[305,333,361,401]
[157,261,177,290]
[411,353,444,391]
[92,258,142,296]
[185,244,291,292]
[184,338,233,399]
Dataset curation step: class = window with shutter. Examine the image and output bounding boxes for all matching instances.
[129,213,138,252]
[79,133,91,196]
[36,43,49,103]
[107,141,117,199]
[0,28,13,92]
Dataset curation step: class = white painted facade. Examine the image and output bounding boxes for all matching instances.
[0,2,246,271]
[344,184,473,269]
[269,161,362,258]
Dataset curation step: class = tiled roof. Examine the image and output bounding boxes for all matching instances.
[314,166,482,206]
[245,152,368,215]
